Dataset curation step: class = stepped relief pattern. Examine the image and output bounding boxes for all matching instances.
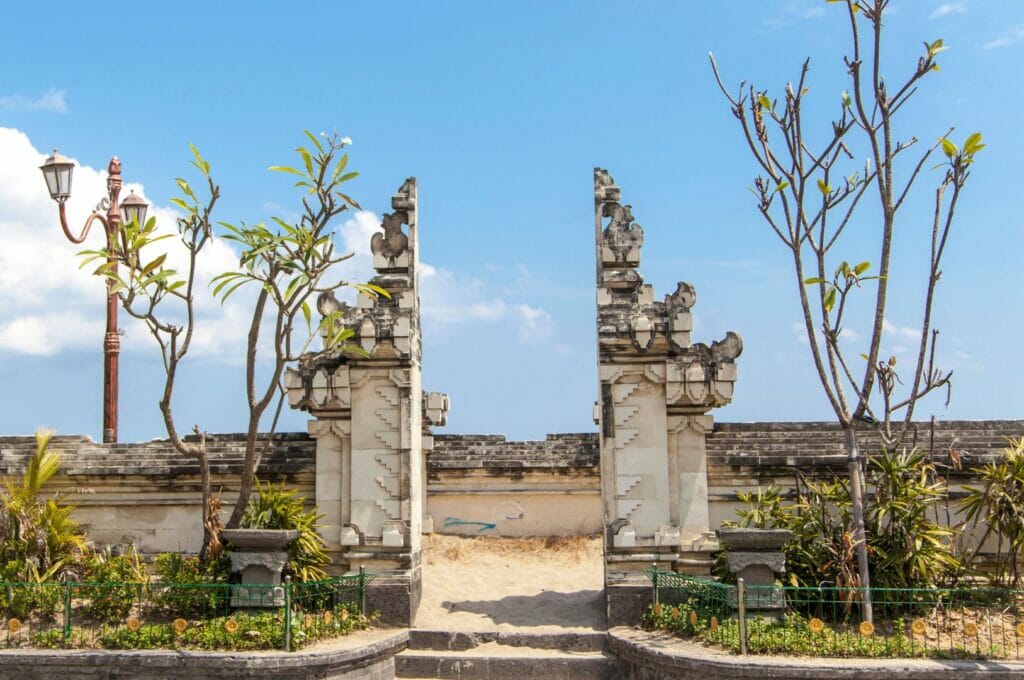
[594,168,742,560]
[283,176,432,579]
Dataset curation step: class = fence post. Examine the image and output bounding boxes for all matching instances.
[358,565,366,614]
[284,575,292,652]
[62,583,72,647]
[737,577,747,655]
[651,563,660,607]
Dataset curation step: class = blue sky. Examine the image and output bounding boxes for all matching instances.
[0,1,1020,442]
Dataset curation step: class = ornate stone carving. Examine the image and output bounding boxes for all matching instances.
[596,168,743,625]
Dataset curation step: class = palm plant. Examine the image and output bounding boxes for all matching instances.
[960,438,1024,586]
[0,429,88,582]
[241,479,329,582]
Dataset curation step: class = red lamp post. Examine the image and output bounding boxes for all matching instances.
[39,151,148,444]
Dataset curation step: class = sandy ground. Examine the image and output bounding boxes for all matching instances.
[416,534,606,632]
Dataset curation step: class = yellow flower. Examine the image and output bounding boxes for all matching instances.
[859,621,874,637]
[7,618,20,634]
[689,610,698,626]
[324,610,333,625]
[173,618,188,633]
[340,608,348,622]
[808,618,825,634]
[304,614,314,628]
[1016,622,1024,638]
[710,616,719,632]
[911,618,926,635]
[651,603,661,616]
[223,618,238,634]
[670,606,680,621]
[964,622,979,637]
[126,617,141,633]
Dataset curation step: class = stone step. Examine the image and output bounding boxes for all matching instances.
[395,645,618,679]
[408,629,607,652]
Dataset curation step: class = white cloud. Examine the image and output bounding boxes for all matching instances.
[0,311,102,356]
[334,211,558,347]
[929,2,966,19]
[0,127,246,359]
[763,1,825,29]
[0,88,68,113]
[984,25,1024,49]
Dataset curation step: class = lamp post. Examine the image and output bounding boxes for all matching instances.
[39,151,148,443]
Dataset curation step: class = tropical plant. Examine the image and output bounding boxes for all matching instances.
[0,429,88,582]
[729,449,960,590]
[710,0,984,620]
[960,438,1024,587]
[241,479,329,582]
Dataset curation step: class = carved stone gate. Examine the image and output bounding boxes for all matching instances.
[286,170,739,626]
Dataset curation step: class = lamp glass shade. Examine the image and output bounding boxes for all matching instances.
[39,150,74,203]
[120,191,148,227]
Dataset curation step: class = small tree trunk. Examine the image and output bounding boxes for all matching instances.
[844,424,873,623]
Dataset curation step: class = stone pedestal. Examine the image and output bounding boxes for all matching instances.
[593,169,742,626]
[716,527,791,611]
[222,529,299,607]
[286,178,443,626]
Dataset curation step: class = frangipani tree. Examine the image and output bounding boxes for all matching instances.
[710,0,983,620]
[81,132,378,558]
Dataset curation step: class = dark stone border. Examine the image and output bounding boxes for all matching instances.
[0,629,407,680]
[608,627,1024,679]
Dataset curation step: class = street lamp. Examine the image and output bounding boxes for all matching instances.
[39,151,148,443]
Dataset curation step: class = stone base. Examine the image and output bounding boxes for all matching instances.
[364,566,422,627]
[605,549,716,627]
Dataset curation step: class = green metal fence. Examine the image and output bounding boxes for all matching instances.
[0,568,372,652]
[646,567,1024,660]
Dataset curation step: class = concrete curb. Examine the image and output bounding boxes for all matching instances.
[0,628,407,680]
[608,627,1024,679]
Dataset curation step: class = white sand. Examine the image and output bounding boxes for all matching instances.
[416,534,606,632]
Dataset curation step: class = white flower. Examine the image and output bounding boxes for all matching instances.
[341,136,353,146]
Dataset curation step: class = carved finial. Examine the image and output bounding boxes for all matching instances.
[108,157,121,176]
[371,212,409,262]
[667,282,697,311]
[710,332,744,363]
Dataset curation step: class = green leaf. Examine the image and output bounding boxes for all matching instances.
[303,130,324,154]
[268,165,306,177]
[841,90,852,108]
[169,197,191,212]
[853,261,871,275]
[297,146,313,175]
[301,301,312,331]
[940,137,958,158]
[817,178,831,195]
[758,94,771,110]
[963,132,985,155]
[775,181,790,192]
[823,287,837,312]
[859,353,870,361]
[803,277,825,285]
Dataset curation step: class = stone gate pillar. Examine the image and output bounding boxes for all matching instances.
[286,178,425,625]
[594,168,742,625]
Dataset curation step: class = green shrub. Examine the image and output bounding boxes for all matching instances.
[151,552,229,617]
[0,561,61,619]
[241,479,329,582]
[726,449,961,590]
[81,544,147,622]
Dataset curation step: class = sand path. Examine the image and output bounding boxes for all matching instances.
[415,534,606,632]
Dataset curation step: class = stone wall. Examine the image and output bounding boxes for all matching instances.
[2,420,1019,554]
